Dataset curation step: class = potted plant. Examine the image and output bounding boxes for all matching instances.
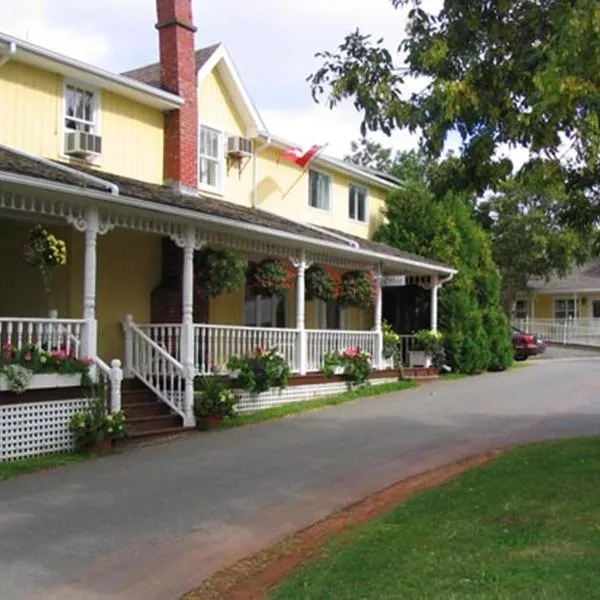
[227,347,291,394]
[409,330,445,369]
[338,270,377,309]
[194,374,239,430]
[382,321,401,368]
[250,259,294,296]
[194,247,247,297]
[323,347,373,386]
[22,225,67,315]
[305,265,337,302]
[69,396,127,453]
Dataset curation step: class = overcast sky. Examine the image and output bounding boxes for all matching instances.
[0,0,434,158]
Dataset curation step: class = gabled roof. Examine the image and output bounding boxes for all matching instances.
[124,44,265,137]
[0,145,455,276]
[122,44,220,89]
[0,31,183,111]
[529,259,600,294]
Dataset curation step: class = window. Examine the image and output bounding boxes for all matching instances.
[349,184,367,222]
[514,299,528,320]
[199,125,223,190]
[316,299,347,330]
[309,170,331,211]
[244,289,286,328]
[593,300,600,319]
[554,298,579,320]
[64,84,98,133]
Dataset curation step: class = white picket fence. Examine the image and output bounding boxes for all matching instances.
[514,318,600,348]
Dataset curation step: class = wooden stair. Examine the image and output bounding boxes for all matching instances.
[119,379,186,443]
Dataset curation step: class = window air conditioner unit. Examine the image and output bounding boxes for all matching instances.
[64,131,102,158]
[227,135,253,158]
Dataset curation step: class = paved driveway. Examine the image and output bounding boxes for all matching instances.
[1,357,600,600]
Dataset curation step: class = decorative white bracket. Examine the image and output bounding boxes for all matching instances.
[169,227,204,251]
[66,213,115,235]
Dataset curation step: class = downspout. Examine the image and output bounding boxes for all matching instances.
[439,272,455,285]
[0,143,119,195]
[0,41,16,67]
[252,135,271,208]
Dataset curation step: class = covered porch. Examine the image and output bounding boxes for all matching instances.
[0,145,455,430]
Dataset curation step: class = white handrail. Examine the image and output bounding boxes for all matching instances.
[125,319,187,419]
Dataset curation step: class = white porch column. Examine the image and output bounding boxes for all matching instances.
[430,275,440,332]
[293,250,309,375]
[374,264,384,369]
[179,225,199,427]
[81,207,99,362]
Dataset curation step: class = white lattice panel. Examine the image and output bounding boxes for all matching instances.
[235,378,398,414]
[0,398,88,462]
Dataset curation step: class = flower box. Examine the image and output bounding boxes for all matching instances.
[408,351,432,369]
[0,373,82,392]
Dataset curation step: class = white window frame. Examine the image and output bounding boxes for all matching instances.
[244,290,286,328]
[198,124,225,194]
[61,80,101,160]
[554,298,579,320]
[315,299,347,330]
[348,183,368,224]
[514,299,528,320]
[308,169,332,213]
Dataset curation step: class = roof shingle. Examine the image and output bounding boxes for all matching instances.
[529,259,600,293]
[121,44,220,91]
[0,146,453,273]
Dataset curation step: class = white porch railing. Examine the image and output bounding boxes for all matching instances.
[94,356,123,414]
[125,321,187,419]
[514,318,600,348]
[138,324,182,362]
[193,324,299,375]
[306,330,378,372]
[0,317,85,357]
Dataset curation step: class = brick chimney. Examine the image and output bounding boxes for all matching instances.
[156,0,198,193]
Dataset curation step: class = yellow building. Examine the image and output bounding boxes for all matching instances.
[0,0,455,439]
[515,259,600,320]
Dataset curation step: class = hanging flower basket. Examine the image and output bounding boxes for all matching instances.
[194,247,247,298]
[250,259,294,296]
[22,225,68,314]
[338,270,377,309]
[305,265,337,302]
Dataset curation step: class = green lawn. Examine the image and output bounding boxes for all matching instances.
[271,436,600,599]
[0,453,90,481]
[220,379,418,430]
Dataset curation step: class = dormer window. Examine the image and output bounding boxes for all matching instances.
[64,83,99,134]
[199,125,224,191]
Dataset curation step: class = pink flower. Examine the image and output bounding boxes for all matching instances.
[79,357,94,366]
[52,350,66,360]
[23,353,32,362]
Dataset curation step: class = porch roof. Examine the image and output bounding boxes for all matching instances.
[0,146,456,276]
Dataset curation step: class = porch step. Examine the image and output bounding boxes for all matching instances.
[118,426,195,447]
[123,401,172,418]
[126,413,183,434]
[120,378,187,441]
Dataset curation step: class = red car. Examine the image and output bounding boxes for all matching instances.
[512,327,546,361]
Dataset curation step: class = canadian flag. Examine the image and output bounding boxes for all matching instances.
[280,144,325,168]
